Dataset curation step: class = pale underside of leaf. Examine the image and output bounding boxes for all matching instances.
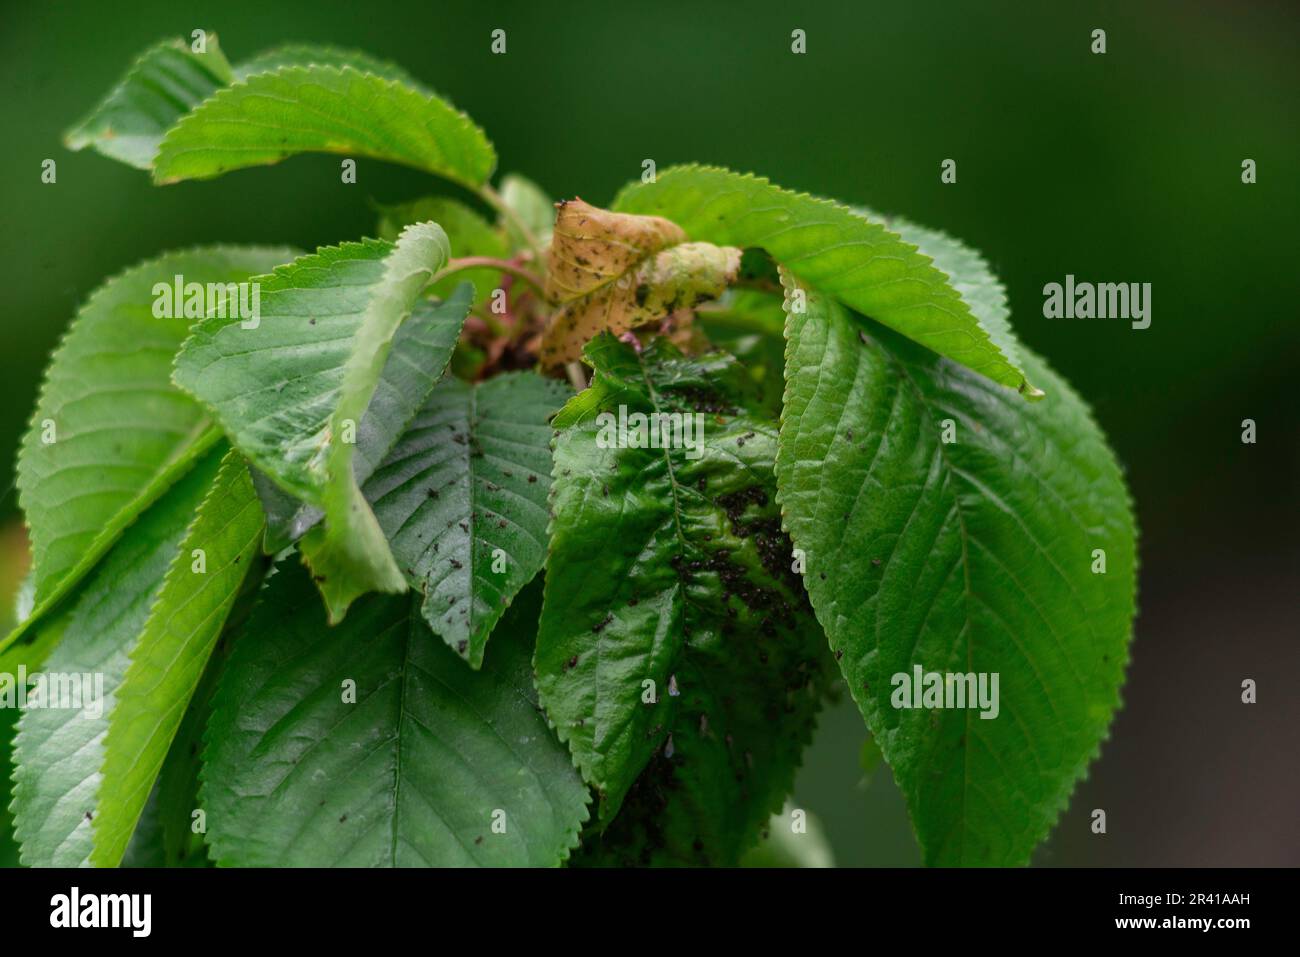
[261,285,472,553]
[7,245,295,653]
[174,224,453,620]
[10,448,224,866]
[0,620,70,866]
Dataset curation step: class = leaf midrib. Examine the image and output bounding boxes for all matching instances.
[868,342,977,865]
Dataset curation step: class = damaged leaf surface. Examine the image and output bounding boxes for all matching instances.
[541,200,740,365]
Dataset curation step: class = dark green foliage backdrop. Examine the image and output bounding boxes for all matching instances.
[1,0,1294,865]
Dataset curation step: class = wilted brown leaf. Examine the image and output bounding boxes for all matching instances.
[540,199,741,366]
[545,198,684,302]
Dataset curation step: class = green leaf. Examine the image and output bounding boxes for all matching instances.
[697,288,788,416]
[536,335,829,848]
[0,605,66,681]
[232,43,426,86]
[498,172,555,249]
[149,734,208,867]
[10,447,223,867]
[154,703,217,867]
[356,371,569,668]
[859,732,884,781]
[613,166,1041,398]
[8,245,294,651]
[66,36,444,174]
[867,212,1027,386]
[117,788,167,867]
[0,617,70,868]
[739,803,835,868]
[154,527,269,869]
[0,710,20,867]
[251,471,318,556]
[119,639,228,869]
[150,604,243,868]
[377,197,508,301]
[776,274,1136,866]
[174,224,456,620]
[92,450,264,867]
[153,65,496,188]
[256,286,472,554]
[201,565,589,866]
[64,37,233,169]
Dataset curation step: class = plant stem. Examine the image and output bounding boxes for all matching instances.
[434,257,548,298]
[564,361,588,392]
[470,303,507,337]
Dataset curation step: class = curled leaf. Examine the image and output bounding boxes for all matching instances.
[545,198,684,302]
[541,200,740,365]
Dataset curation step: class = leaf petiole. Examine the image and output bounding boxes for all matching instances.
[433,256,548,300]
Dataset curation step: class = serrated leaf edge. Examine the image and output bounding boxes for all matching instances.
[150,64,496,187]
[3,244,299,656]
[773,271,1136,865]
[89,448,261,867]
[614,164,1043,399]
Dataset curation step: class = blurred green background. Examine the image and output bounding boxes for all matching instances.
[1,0,1295,866]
